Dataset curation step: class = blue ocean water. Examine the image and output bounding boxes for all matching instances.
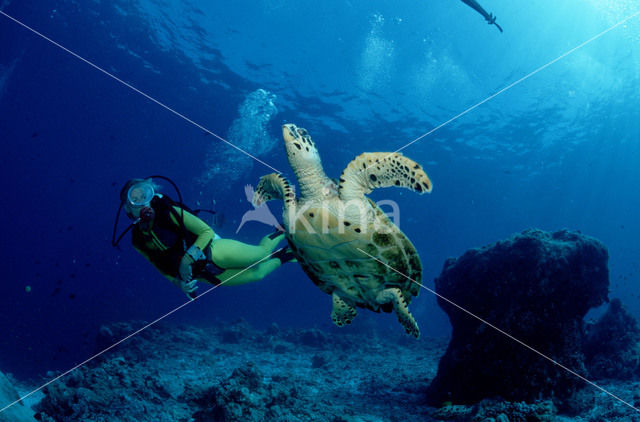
[0,0,639,383]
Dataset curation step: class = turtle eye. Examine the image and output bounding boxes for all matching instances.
[297,128,308,137]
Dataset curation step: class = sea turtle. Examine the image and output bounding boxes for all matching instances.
[253,124,432,337]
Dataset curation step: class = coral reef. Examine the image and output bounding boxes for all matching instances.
[188,362,304,421]
[14,314,640,421]
[430,398,556,421]
[427,229,609,405]
[9,230,640,421]
[33,321,445,422]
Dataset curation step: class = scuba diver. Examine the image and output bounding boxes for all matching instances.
[459,0,503,33]
[112,176,294,299]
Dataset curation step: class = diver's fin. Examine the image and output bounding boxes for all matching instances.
[268,227,285,240]
[272,247,296,264]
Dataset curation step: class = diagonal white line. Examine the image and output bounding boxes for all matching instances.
[356,247,640,413]
[365,9,640,170]
[0,246,288,414]
[0,10,281,174]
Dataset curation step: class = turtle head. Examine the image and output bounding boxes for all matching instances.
[282,123,332,200]
[282,124,322,169]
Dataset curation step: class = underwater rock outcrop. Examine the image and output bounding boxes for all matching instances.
[427,229,609,404]
[584,298,640,380]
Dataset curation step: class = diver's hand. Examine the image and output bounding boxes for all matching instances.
[178,253,195,282]
[179,278,198,299]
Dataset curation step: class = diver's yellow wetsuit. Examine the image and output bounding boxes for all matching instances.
[132,195,285,288]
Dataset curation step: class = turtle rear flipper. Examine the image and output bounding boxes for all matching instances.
[376,288,420,338]
[339,152,432,201]
[331,293,357,326]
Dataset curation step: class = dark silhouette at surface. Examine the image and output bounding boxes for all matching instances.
[460,0,503,32]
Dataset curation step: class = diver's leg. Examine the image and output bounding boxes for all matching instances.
[216,258,282,286]
[211,233,284,268]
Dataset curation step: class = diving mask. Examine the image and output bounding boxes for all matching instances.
[126,182,155,218]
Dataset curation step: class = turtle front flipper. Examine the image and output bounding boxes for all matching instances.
[376,288,420,338]
[339,152,432,201]
[331,292,357,327]
[253,173,295,206]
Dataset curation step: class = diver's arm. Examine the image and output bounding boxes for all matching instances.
[170,206,215,251]
[170,206,216,284]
